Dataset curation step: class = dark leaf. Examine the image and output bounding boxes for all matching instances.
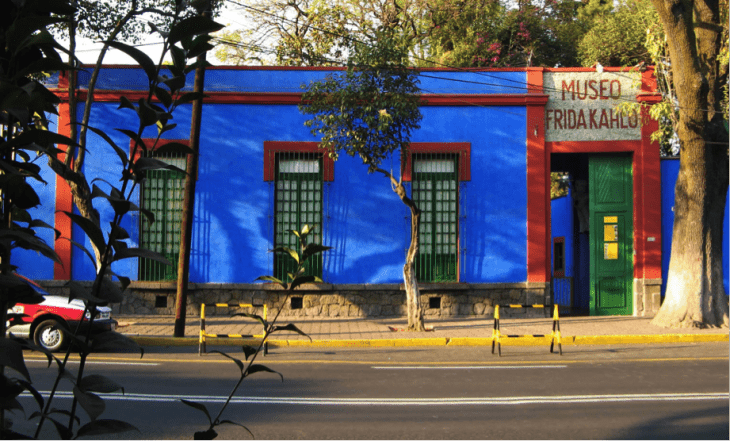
[210,351,244,373]
[75,419,139,439]
[117,276,131,291]
[290,275,318,291]
[1,129,77,151]
[64,238,97,270]
[72,386,105,421]
[162,75,186,93]
[17,379,44,411]
[134,157,186,174]
[194,429,218,440]
[301,244,333,263]
[139,207,155,224]
[110,223,130,240]
[0,339,31,381]
[0,428,33,439]
[62,212,105,258]
[174,92,207,106]
[13,58,72,81]
[245,364,283,382]
[241,345,257,361]
[181,399,212,425]
[47,416,73,440]
[169,16,225,45]
[78,375,124,394]
[116,129,147,153]
[106,41,157,83]
[170,45,186,70]
[99,276,124,303]
[154,86,173,108]
[118,96,136,111]
[137,98,159,127]
[67,281,105,304]
[218,420,254,439]
[270,247,299,264]
[272,323,311,341]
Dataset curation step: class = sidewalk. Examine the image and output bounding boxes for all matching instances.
[116,313,729,348]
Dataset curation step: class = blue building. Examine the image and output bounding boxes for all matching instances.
[15,66,714,318]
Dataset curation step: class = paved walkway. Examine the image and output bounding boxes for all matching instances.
[116,313,729,347]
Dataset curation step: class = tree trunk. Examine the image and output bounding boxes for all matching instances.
[404,202,425,331]
[376,167,425,331]
[649,0,729,328]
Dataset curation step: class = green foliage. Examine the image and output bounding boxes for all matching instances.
[185,226,329,439]
[425,0,590,68]
[0,0,224,438]
[577,0,659,67]
[300,29,422,173]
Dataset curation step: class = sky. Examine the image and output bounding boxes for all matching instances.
[67,2,248,66]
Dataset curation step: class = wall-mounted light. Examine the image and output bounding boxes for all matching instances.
[595,62,604,73]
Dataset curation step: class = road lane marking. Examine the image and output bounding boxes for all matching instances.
[22,391,729,406]
[372,365,568,369]
[21,355,729,366]
[25,360,160,366]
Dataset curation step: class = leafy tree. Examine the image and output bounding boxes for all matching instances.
[300,29,426,331]
[577,0,659,67]
[647,0,728,328]
[214,0,429,66]
[425,0,591,67]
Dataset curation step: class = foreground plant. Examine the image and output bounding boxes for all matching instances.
[184,225,330,440]
[2,0,224,438]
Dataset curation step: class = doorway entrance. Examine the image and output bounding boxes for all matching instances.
[551,154,634,315]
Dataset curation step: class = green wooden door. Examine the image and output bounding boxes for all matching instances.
[589,156,633,315]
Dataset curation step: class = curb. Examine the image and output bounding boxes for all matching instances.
[127,333,728,348]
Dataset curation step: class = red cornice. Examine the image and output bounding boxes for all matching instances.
[52,90,549,106]
[548,140,642,153]
[263,141,335,182]
[401,142,471,182]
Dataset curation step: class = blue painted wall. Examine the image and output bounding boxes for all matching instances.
[661,158,729,296]
[11,114,59,280]
[66,67,529,284]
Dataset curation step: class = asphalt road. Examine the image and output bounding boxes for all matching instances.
[11,342,730,439]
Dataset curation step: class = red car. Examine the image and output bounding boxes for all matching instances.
[6,274,117,351]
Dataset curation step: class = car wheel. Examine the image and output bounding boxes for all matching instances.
[34,319,66,352]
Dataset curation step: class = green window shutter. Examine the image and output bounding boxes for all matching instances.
[413,154,458,282]
[274,153,323,281]
[139,154,186,281]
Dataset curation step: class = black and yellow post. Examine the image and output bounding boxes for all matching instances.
[491,304,562,356]
[199,303,268,356]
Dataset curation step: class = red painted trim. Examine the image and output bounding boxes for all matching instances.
[636,102,662,280]
[53,90,548,107]
[401,143,471,182]
[54,103,73,280]
[78,64,535,73]
[548,140,641,154]
[130,138,194,179]
[526,69,549,283]
[263,141,335,182]
[129,138,190,162]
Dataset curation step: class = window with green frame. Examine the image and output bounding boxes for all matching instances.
[412,154,458,282]
[274,153,323,281]
[139,153,186,281]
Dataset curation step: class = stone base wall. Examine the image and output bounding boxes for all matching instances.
[39,281,551,319]
[634,278,663,317]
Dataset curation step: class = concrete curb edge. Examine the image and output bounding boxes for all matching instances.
[127,333,729,348]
